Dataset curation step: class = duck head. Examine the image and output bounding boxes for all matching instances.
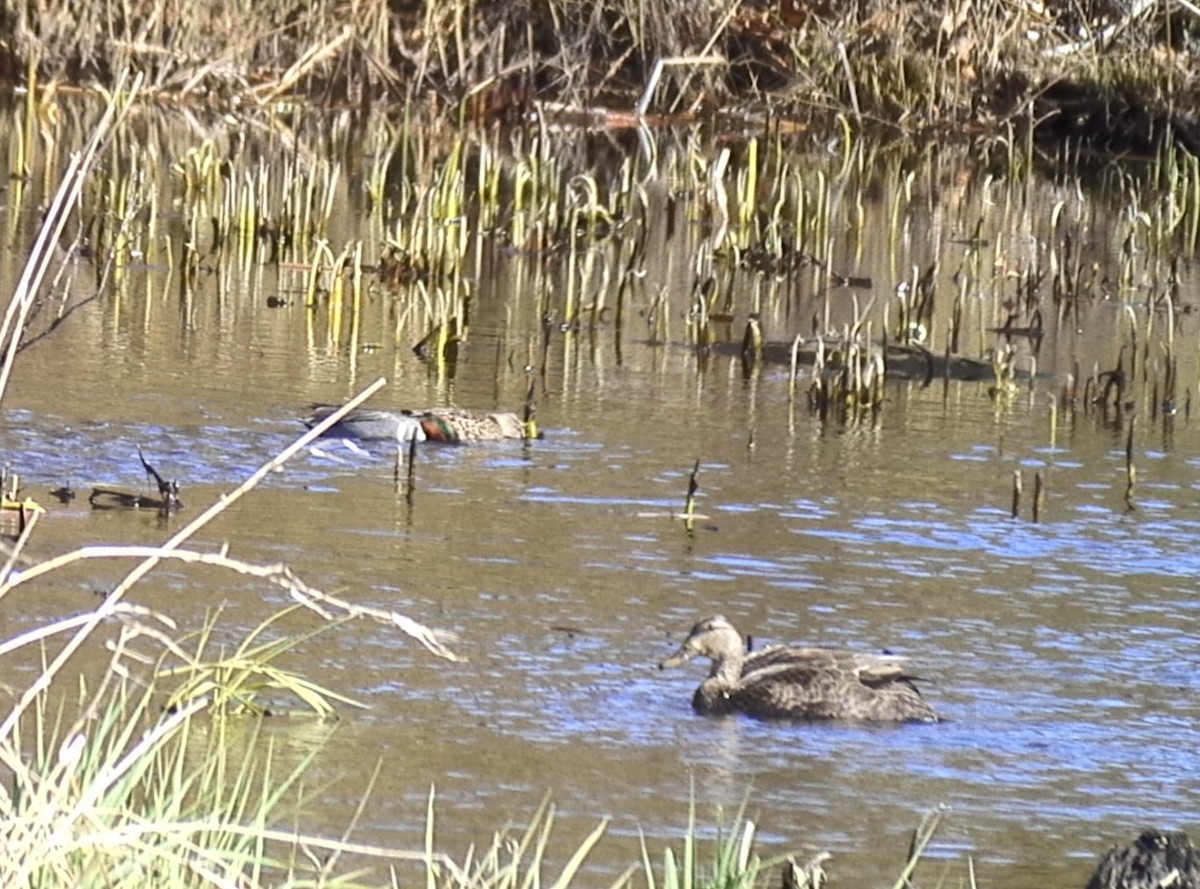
[658,615,746,669]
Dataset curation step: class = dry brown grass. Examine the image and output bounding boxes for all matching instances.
[4,0,1200,144]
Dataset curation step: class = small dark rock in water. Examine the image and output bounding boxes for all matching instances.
[1087,829,1200,889]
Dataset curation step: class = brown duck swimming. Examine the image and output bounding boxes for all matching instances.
[304,406,528,443]
[658,615,939,723]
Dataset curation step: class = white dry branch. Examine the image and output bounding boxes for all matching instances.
[0,544,462,662]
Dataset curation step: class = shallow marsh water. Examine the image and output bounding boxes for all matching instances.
[2,109,1199,887]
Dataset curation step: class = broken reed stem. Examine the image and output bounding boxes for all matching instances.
[402,433,418,488]
[684,459,700,531]
[788,334,801,402]
[1124,416,1137,510]
[0,376,390,742]
[18,54,36,178]
[942,340,951,407]
[741,315,763,364]
[892,807,945,889]
[1011,469,1022,519]
[523,378,539,439]
[0,511,40,581]
[1033,471,1044,523]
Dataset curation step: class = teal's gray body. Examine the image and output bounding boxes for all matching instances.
[304,406,525,443]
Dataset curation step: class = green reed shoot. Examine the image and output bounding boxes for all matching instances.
[17,53,37,181]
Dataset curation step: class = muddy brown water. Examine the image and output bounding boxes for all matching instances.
[2,118,1199,887]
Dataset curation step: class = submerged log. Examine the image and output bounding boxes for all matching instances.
[709,338,995,382]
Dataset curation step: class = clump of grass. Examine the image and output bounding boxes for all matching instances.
[1,617,331,887]
[156,604,367,718]
[427,792,611,888]
[638,798,790,889]
[0,602,486,885]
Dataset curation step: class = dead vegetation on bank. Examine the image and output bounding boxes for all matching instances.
[3,0,1200,147]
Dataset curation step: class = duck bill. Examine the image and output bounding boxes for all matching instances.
[658,647,696,670]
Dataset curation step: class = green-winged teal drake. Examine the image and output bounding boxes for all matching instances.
[658,615,939,723]
[304,405,528,443]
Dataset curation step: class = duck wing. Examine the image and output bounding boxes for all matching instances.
[724,658,863,719]
[851,652,926,687]
[430,408,526,439]
[744,645,918,681]
[729,647,934,721]
[303,406,412,426]
[302,406,432,442]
